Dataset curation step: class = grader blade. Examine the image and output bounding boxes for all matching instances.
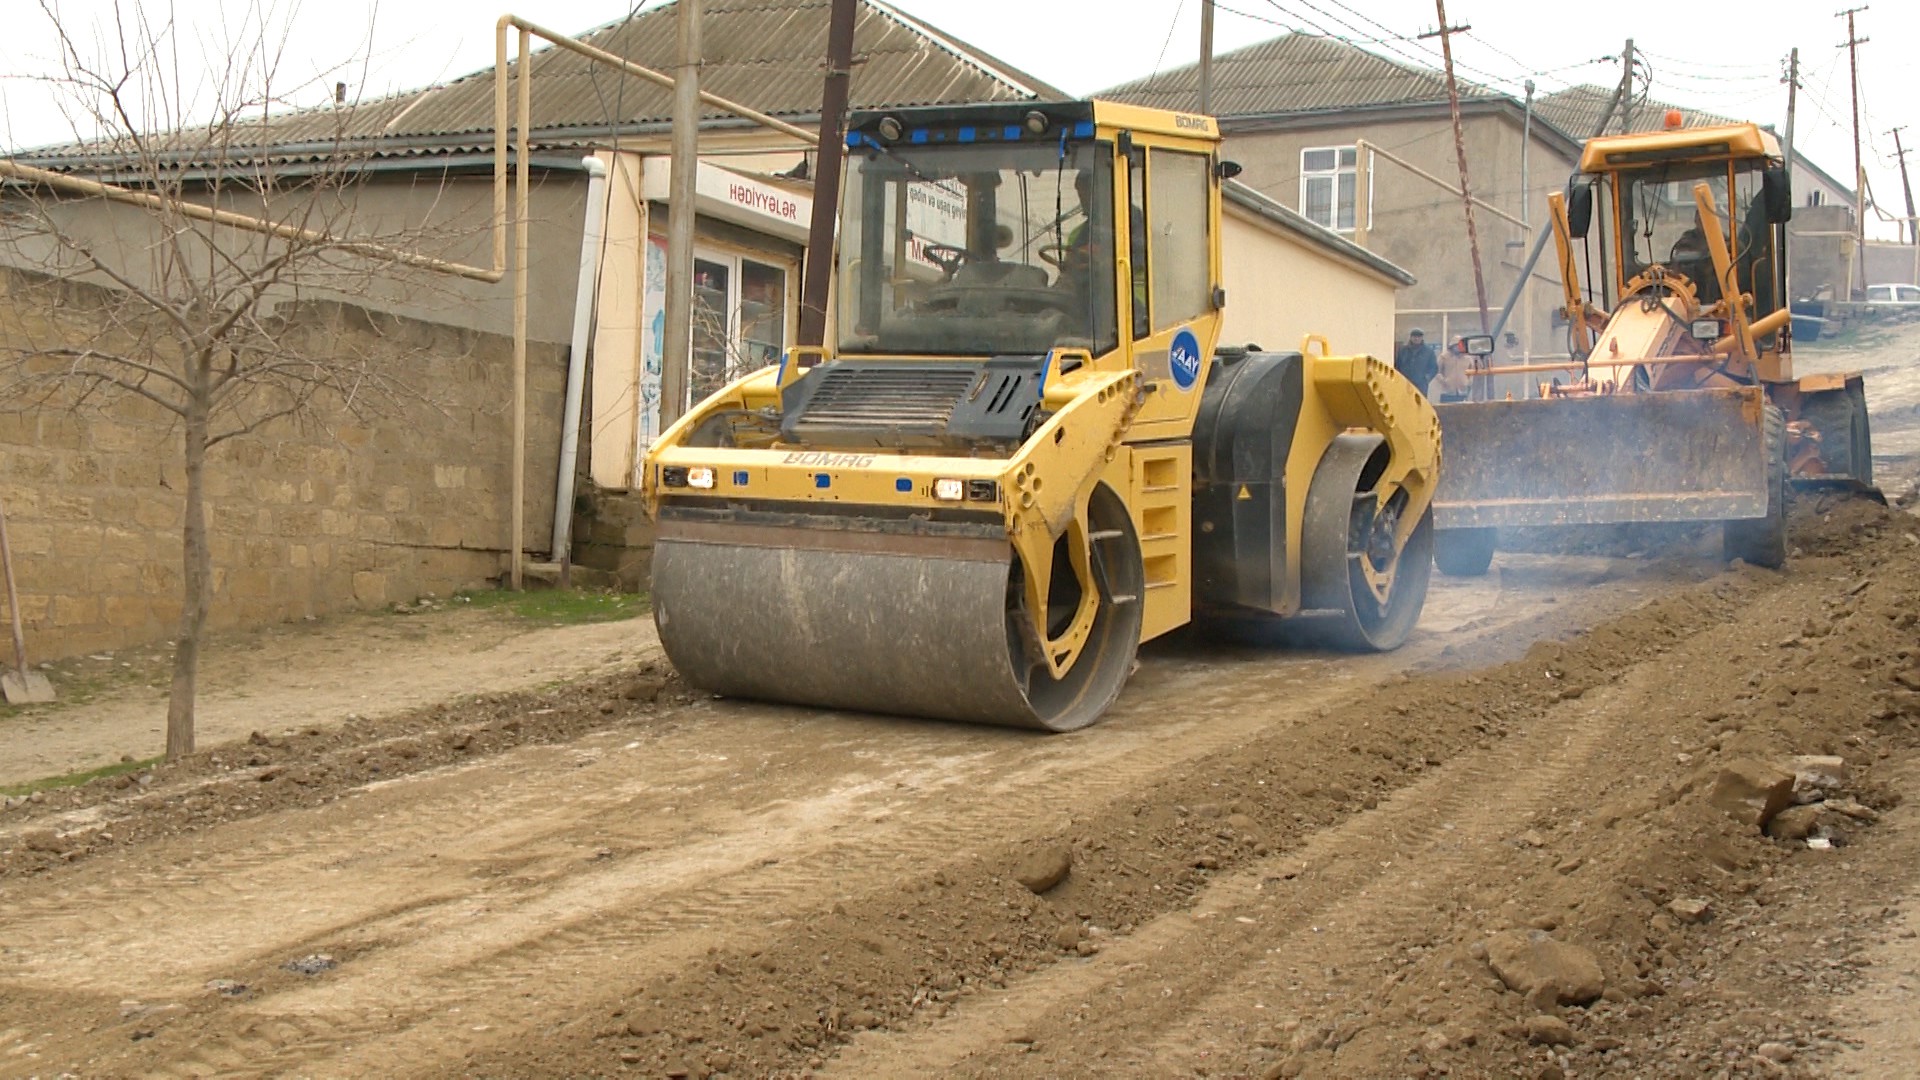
[1432,386,1772,530]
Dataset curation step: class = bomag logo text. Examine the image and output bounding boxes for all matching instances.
[783,452,876,468]
[1175,115,1211,131]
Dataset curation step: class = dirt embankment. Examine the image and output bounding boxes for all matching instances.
[1,497,1916,1080]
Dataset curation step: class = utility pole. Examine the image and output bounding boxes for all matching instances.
[1838,5,1868,298]
[1199,0,1216,116]
[661,0,702,432]
[1602,39,1636,136]
[1420,0,1490,403]
[1782,47,1800,181]
[1891,127,1917,246]
[798,0,856,347]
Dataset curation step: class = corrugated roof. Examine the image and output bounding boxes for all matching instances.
[1532,84,1731,141]
[1099,32,1498,119]
[21,0,1065,173]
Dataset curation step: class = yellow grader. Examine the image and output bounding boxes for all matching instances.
[641,100,1441,731]
[1432,118,1874,575]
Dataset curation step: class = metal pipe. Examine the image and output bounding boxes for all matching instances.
[0,160,504,281]
[1354,140,1528,229]
[552,156,610,569]
[510,26,533,590]
[497,14,818,148]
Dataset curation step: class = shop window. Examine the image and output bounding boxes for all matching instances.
[688,253,791,403]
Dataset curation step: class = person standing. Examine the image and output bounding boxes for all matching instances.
[1393,327,1439,398]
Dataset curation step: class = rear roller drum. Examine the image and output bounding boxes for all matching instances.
[1301,434,1435,651]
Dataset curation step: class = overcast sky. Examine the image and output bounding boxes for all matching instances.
[4,0,1916,238]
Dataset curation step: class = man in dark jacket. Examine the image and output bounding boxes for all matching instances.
[1394,327,1439,397]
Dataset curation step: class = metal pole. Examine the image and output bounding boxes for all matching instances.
[511,26,531,590]
[1839,6,1868,298]
[552,156,610,568]
[1199,0,1215,116]
[1521,78,1534,362]
[798,0,856,347]
[662,0,702,432]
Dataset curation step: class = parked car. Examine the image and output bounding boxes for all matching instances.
[1863,283,1920,306]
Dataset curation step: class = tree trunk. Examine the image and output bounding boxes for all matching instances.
[165,400,212,760]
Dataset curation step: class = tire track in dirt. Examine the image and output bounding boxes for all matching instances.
[0,571,1656,1079]
[821,591,1734,1077]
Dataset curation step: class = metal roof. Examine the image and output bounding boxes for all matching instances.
[1532,84,1732,141]
[1099,32,1498,120]
[19,0,1064,174]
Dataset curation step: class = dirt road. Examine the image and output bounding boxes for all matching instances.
[1,332,1918,1079]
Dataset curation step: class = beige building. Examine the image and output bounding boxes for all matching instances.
[1104,36,1861,392]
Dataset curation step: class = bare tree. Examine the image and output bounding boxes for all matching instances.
[0,1,473,759]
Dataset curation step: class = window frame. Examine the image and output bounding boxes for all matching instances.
[1299,144,1359,233]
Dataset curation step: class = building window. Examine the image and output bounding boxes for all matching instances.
[1300,146,1357,232]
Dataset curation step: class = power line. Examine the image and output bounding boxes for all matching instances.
[1144,0,1190,91]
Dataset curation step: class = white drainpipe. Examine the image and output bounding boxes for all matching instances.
[552,156,610,567]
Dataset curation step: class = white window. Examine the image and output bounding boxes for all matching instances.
[1300,145,1358,232]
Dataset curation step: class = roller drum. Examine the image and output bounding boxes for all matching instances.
[651,497,1143,732]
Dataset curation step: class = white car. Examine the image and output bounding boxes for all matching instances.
[1863,283,1920,306]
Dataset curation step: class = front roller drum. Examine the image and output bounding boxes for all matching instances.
[650,486,1145,733]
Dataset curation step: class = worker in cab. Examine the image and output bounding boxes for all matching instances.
[1394,327,1439,398]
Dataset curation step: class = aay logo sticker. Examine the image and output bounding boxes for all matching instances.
[1169,328,1203,391]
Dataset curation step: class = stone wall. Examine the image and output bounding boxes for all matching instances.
[0,273,568,660]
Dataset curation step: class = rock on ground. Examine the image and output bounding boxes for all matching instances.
[1710,759,1796,830]
[1483,929,1605,1006]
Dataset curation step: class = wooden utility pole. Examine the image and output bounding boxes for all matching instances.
[1420,1,1488,397]
[662,0,702,431]
[1891,127,1917,246]
[1605,39,1636,136]
[1199,0,1216,116]
[798,0,856,347]
[1420,2,1488,339]
[1838,5,1868,297]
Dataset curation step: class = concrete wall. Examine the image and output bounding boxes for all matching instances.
[1220,111,1582,389]
[1863,242,1920,289]
[0,271,567,661]
[1220,208,1396,358]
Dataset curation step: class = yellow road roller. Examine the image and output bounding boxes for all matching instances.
[642,100,1441,731]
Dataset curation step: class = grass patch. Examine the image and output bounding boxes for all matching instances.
[1,756,162,798]
[450,587,648,626]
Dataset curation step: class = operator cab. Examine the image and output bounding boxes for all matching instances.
[838,104,1132,359]
[1567,122,1793,363]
